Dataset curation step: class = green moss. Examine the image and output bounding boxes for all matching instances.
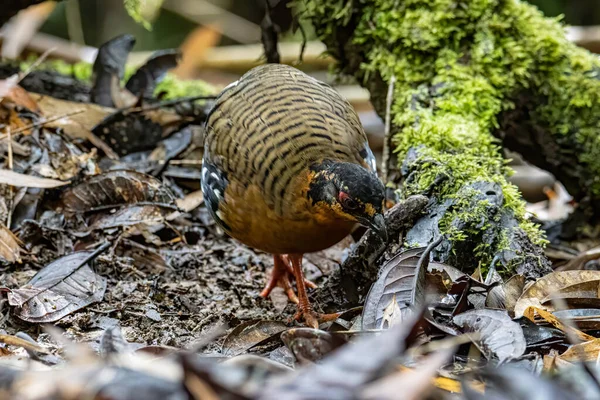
[300,0,596,271]
[18,57,216,100]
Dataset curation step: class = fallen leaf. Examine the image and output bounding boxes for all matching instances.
[504,274,526,312]
[221,320,287,357]
[57,170,177,213]
[0,223,22,263]
[0,169,68,188]
[514,271,600,317]
[280,328,347,364]
[453,309,526,362]
[362,247,428,330]
[559,338,600,362]
[166,189,204,221]
[89,205,168,230]
[524,306,596,342]
[553,309,600,331]
[6,246,108,322]
[33,94,118,159]
[3,84,41,113]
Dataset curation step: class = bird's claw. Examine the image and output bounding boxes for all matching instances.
[291,309,342,329]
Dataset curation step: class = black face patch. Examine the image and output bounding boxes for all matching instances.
[201,157,231,232]
[307,160,385,215]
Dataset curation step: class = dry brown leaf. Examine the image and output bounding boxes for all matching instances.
[0,169,68,188]
[504,274,526,312]
[166,189,204,221]
[559,338,600,362]
[524,306,596,342]
[32,94,118,159]
[3,85,41,113]
[0,224,22,263]
[514,271,600,317]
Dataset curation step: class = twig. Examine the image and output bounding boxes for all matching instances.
[382,75,396,184]
[0,109,86,139]
[18,47,56,83]
[6,127,12,170]
[125,94,217,114]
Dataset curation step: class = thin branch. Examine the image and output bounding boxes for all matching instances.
[382,75,396,184]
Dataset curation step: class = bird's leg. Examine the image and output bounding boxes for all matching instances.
[280,254,317,289]
[288,253,319,329]
[259,254,299,304]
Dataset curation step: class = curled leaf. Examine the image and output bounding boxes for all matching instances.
[453,309,526,362]
[222,320,287,357]
[362,248,427,330]
[6,247,108,322]
[514,271,600,317]
[57,170,177,214]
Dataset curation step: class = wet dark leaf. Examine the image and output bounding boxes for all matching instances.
[519,316,566,351]
[6,246,108,322]
[126,49,180,96]
[222,320,287,357]
[362,247,427,330]
[91,34,136,107]
[453,309,526,362]
[280,328,347,364]
[57,170,177,214]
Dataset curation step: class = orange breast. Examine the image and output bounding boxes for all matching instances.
[219,173,356,255]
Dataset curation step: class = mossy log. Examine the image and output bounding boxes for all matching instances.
[298,0,600,279]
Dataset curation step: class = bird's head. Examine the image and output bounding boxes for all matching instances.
[307,160,387,241]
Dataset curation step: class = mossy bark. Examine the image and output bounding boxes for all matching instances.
[295,0,600,277]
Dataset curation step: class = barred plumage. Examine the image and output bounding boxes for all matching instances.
[204,64,374,217]
[201,64,385,328]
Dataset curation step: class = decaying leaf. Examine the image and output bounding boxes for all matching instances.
[89,205,168,230]
[504,274,526,312]
[57,170,177,213]
[514,271,600,317]
[222,320,287,357]
[280,328,347,364]
[553,309,600,331]
[524,306,596,342]
[0,223,22,263]
[6,247,108,322]
[362,248,427,330]
[453,309,526,362]
[558,338,600,363]
[0,169,68,188]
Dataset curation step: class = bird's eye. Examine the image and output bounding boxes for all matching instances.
[339,192,358,210]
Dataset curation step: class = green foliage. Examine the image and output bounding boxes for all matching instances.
[123,0,164,31]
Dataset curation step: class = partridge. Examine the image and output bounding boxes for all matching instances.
[201,64,387,327]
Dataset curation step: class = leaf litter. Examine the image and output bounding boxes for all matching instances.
[1,35,600,400]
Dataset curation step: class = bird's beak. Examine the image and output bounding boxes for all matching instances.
[361,213,387,242]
